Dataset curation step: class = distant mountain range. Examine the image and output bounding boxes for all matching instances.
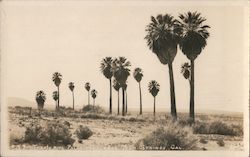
[7,97,54,109]
[7,97,36,107]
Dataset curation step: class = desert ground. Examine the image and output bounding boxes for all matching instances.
[8,106,243,151]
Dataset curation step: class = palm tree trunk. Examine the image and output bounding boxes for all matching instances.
[109,78,112,114]
[122,89,125,116]
[125,90,127,114]
[168,63,177,120]
[55,101,57,110]
[88,91,90,105]
[57,86,60,108]
[72,91,75,110]
[190,59,195,122]
[117,90,120,115]
[139,82,142,115]
[153,97,156,117]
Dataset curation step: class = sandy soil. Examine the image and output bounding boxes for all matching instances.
[8,108,244,151]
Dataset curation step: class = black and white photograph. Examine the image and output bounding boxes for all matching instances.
[0,1,249,157]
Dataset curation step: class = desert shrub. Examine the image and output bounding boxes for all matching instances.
[81,113,98,119]
[13,106,32,115]
[128,117,136,122]
[193,120,241,136]
[177,118,193,127]
[230,124,243,136]
[24,121,75,146]
[40,121,75,146]
[216,138,225,147]
[199,138,208,144]
[63,121,71,128]
[82,105,105,114]
[75,125,93,140]
[209,121,234,135]
[193,121,210,134]
[135,123,197,150]
[24,124,43,143]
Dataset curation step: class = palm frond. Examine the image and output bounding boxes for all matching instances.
[85,82,91,91]
[68,82,75,91]
[148,80,160,97]
[100,57,113,79]
[52,72,62,81]
[52,91,59,101]
[145,13,179,65]
[133,67,143,82]
[178,11,210,60]
[36,90,46,101]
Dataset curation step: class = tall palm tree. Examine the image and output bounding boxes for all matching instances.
[178,12,210,122]
[36,90,46,110]
[100,57,113,114]
[113,79,121,115]
[113,57,131,116]
[124,83,128,114]
[148,81,160,117]
[133,68,143,115]
[85,82,91,105]
[52,91,59,110]
[145,14,179,120]
[68,82,75,110]
[52,72,62,108]
[91,89,97,105]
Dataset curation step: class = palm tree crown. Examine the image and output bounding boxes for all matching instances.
[36,90,46,109]
[68,82,75,91]
[52,91,59,101]
[100,57,113,79]
[52,72,62,86]
[145,14,180,64]
[178,11,210,60]
[113,57,131,88]
[85,82,91,91]
[148,80,160,97]
[181,62,191,80]
[36,90,46,102]
[91,89,97,99]
[113,79,121,91]
[133,68,143,82]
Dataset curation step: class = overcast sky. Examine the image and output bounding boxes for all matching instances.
[1,1,248,113]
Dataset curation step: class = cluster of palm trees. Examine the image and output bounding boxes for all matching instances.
[35,73,98,111]
[34,11,209,123]
[100,57,163,117]
[100,57,131,116]
[145,11,210,122]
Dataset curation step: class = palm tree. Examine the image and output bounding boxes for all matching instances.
[68,82,75,110]
[124,83,128,114]
[85,82,91,105]
[178,12,210,122]
[52,72,62,108]
[133,68,143,115]
[148,80,160,117]
[113,79,121,115]
[36,90,46,110]
[52,91,59,110]
[100,57,113,114]
[91,89,97,105]
[145,14,179,120]
[113,57,131,116]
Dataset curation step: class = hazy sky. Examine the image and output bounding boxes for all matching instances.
[1,1,248,113]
